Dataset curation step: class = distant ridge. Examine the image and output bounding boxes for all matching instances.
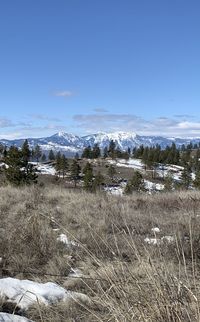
[1,131,200,156]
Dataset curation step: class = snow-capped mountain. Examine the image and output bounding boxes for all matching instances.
[1,131,200,156]
[82,131,137,150]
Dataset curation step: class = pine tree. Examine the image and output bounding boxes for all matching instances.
[164,172,174,191]
[193,170,200,189]
[103,146,108,158]
[34,144,42,162]
[3,146,37,185]
[92,144,101,158]
[108,140,116,159]
[0,144,4,158]
[82,146,93,159]
[48,149,55,161]
[83,162,93,191]
[107,164,116,182]
[180,166,192,190]
[55,152,62,177]
[93,171,104,191]
[41,153,46,162]
[70,160,81,187]
[124,171,144,194]
[60,154,68,178]
[21,139,31,163]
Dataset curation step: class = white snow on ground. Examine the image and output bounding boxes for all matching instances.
[29,162,56,176]
[0,278,89,310]
[57,233,77,246]
[104,186,123,196]
[0,313,33,322]
[107,158,144,170]
[144,237,159,245]
[156,164,184,181]
[144,180,164,191]
[68,268,83,278]
[36,164,56,175]
[151,227,160,233]
[144,236,174,245]
[0,162,8,169]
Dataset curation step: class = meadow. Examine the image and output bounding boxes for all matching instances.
[0,185,200,321]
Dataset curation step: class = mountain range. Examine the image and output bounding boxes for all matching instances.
[1,131,200,156]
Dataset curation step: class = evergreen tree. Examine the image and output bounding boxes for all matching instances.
[82,146,93,159]
[124,171,144,194]
[70,160,81,187]
[60,154,68,178]
[108,140,116,159]
[83,162,93,191]
[0,144,4,158]
[3,146,37,185]
[34,144,42,162]
[48,149,55,161]
[164,172,174,191]
[41,153,46,162]
[21,139,31,163]
[180,166,192,190]
[107,164,116,182]
[93,171,104,191]
[92,144,101,158]
[55,152,62,177]
[193,170,200,190]
[103,146,108,158]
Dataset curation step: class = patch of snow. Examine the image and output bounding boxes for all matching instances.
[144,237,159,245]
[107,158,144,170]
[161,236,174,243]
[57,234,77,246]
[36,164,56,176]
[144,235,174,245]
[68,268,83,278]
[0,278,89,310]
[0,162,8,169]
[144,180,164,191]
[0,313,33,322]
[151,227,160,233]
[104,186,123,196]
[29,162,56,176]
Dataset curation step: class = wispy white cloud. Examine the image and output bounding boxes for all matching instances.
[0,118,15,128]
[93,108,108,113]
[53,90,75,98]
[73,113,200,137]
[28,114,62,122]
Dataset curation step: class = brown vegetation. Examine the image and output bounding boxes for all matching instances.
[1,185,200,321]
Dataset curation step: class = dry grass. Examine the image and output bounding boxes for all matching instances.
[1,185,200,321]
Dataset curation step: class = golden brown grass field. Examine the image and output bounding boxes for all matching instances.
[1,185,200,321]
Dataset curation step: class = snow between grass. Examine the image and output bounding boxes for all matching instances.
[0,313,33,322]
[0,278,90,310]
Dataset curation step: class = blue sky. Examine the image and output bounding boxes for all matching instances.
[0,0,200,138]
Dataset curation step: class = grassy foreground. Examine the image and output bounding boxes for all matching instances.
[1,185,200,321]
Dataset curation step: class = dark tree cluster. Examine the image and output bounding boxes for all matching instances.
[2,140,37,185]
[82,140,130,160]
